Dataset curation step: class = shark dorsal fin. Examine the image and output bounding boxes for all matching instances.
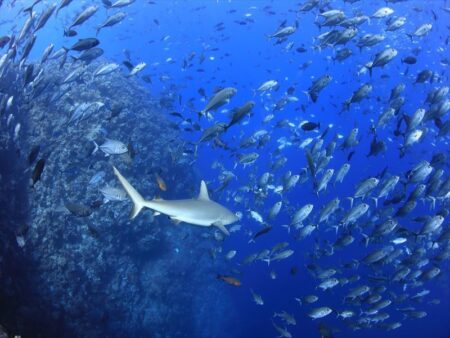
[198,180,210,200]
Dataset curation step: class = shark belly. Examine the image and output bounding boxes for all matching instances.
[143,199,220,226]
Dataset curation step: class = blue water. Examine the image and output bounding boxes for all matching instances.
[1,0,449,337]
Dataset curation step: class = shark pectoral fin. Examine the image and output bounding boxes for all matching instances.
[213,222,229,236]
[153,212,161,216]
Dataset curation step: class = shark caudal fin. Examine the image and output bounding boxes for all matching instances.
[113,166,146,219]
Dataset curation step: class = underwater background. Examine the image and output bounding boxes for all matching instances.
[0,0,449,337]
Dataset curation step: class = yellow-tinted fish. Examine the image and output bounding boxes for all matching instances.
[155,173,167,191]
[217,274,241,286]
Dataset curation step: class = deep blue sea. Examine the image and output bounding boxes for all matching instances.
[0,0,449,337]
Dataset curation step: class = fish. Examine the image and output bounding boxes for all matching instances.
[97,12,127,35]
[301,121,320,131]
[371,7,394,18]
[227,101,254,129]
[249,225,272,243]
[99,186,127,203]
[65,203,92,217]
[113,167,238,235]
[250,289,264,305]
[216,274,241,286]
[127,62,146,77]
[199,87,237,119]
[308,307,333,319]
[31,158,45,186]
[65,38,100,52]
[67,5,98,32]
[366,48,398,77]
[56,0,74,16]
[93,139,128,156]
[155,173,167,191]
[34,4,57,32]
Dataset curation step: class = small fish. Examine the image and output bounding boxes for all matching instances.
[301,121,320,131]
[31,158,46,186]
[217,274,241,286]
[155,173,167,191]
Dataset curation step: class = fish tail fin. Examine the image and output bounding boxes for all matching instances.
[263,258,271,266]
[406,33,413,42]
[302,90,311,102]
[428,196,436,210]
[281,224,290,233]
[347,196,354,208]
[92,141,99,154]
[194,143,199,157]
[399,145,405,158]
[361,233,370,247]
[113,166,146,219]
[342,100,350,113]
[371,197,378,208]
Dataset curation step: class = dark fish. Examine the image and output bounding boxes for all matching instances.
[32,158,46,186]
[347,151,355,161]
[63,29,78,37]
[301,122,320,131]
[251,225,272,242]
[367,136,386,157]
[66,38,99,52]
[401,56,417,64]
[296,47,307,53]
[227,101,255,129]
[305,150,316,178]
[290,266,298,276]
[72,47,103,63]
[170,112,184,119]
[141,75,152,83]
[87,225,100,238]
[23,64,35,87]
[123,60,133,70]
[198,88,206,97]
[377,166,389,179]
[127,142,136,159]
[414,69,433,84]
[23,0,43,14]
[28,145,40,165]
[90,200,103,209]
[0,36,10,49]
[320,126,330,139]
[65,203,92,217]
[383,192,405,206]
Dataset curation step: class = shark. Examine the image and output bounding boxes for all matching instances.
[113,166,238,235]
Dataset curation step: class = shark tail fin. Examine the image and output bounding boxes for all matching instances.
[113,166,146,219]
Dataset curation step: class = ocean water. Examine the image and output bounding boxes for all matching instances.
[0,0,449,337]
